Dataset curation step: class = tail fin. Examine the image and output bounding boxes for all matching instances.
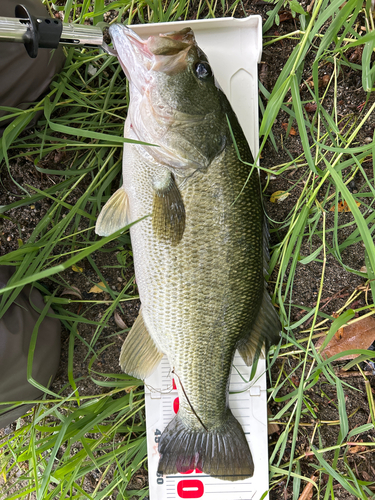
[157,411,254,481]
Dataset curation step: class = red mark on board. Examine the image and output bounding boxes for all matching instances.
[173,397,179,413]
[177,479,204,498]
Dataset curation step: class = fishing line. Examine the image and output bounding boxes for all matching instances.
[171,368,208,432]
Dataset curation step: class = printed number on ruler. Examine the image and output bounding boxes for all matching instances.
[155,430,164,485]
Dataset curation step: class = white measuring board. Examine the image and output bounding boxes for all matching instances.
[145,354,269,500]
[136,15,268,500]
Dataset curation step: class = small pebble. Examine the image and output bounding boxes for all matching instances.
[364,137,372,144]
[88,64,97,77]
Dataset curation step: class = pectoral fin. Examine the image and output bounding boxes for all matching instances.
[237,288,280,366]
[95,187,130,236]
[119,309,164,380]
[152,172,185,245]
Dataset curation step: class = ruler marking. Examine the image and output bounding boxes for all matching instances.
[166,475,211,479]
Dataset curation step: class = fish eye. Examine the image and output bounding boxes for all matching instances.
[194,61,212,80]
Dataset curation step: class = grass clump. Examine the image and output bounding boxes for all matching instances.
[261,0,375,498]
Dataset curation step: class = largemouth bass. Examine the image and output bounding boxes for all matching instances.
[96,24,280,481]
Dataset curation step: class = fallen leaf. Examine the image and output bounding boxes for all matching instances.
[335,326,344,341]
[348,444,366,454]
[51,148,66,164]
[329,200,361,212]
[361,470,371,481]
[89,282,106,294]
[315,315,375,360]
[281,123,297,135]
[348,45,364,63]
[17,239,23,247]
[72,264,83,272]
[268,421,280,435]
[291,375,300,387]
[298,475,317,500]
[306,0,315,13]
[305,102,317,113]
[114,311,128,329]
[319,74,331,87]
[60,286,82,300]
[267,407,280,435]
[270,190,291,203]
[125,386,138,393]
[279,11,293,22]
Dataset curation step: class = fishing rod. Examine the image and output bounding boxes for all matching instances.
[0,3,115,58]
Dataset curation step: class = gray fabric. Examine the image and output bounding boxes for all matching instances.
[0,266,61,428]
[0,0,65,131]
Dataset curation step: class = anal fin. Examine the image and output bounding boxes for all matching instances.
[152,172,185,245]
[237,288,280,366]
[119,309,163,380]
[95,187,130,236]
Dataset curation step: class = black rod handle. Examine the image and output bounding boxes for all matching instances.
[15,4,62,58]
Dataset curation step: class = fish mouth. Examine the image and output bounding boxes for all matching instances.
[109,25,211,171]
[109,24,195,88]
[109,25,153,87]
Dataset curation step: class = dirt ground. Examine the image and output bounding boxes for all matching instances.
[1,1,375,499]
